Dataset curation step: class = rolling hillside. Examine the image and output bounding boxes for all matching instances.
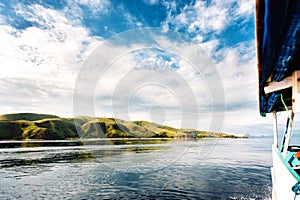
[0,113,246,140]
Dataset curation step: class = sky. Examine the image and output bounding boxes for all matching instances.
[0,0,279,136]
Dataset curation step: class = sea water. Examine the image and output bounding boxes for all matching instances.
[0,138,272,199]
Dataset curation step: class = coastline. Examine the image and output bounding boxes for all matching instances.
[0,136,247,143]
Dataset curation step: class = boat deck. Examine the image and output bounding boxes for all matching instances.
[286,147,300,173]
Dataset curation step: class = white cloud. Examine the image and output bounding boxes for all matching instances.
[73,0,111,14]
[157,0,263,134]
[114,4,144,29]
[1,3,101,78]
[192,1,227,33]
[142,0,159,5]
[0,3,101,116]
[79,33,221,131]
[215,42,257,105]
[163,0,254,35]
[0,78,74,116]
[236,0,254,16]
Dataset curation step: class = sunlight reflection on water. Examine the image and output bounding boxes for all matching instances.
[0,138,272,199]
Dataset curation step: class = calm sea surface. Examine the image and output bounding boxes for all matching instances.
[0,138,272,200]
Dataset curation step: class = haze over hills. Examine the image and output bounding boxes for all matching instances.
[0,113,247,140]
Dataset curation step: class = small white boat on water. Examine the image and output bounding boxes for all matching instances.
[256,0,300,199]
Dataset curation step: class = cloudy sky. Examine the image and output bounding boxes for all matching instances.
[0,0,278,136]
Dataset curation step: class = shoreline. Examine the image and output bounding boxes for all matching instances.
[0,137,175,143]
[0,136,247,143]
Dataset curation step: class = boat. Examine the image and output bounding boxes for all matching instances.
[256,0,300,199]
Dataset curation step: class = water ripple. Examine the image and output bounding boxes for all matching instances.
[0,138,272,199]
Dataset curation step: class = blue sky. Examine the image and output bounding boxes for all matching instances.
[0,0,276,136]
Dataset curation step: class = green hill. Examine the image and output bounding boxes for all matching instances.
[0,113,247,140]
[0,113,59,121]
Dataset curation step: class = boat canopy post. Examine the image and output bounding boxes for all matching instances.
[272,112,278,148]
[293,71,300,113]
[282,111,294,158]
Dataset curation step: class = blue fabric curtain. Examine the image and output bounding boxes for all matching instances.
[259,0,300,115]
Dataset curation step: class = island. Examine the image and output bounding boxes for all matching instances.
[0,113,247,140]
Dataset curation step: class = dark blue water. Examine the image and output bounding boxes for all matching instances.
[0,138,272,199]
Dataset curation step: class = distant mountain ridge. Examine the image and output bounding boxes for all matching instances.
[0,113,59,121]
[0,113,247,140]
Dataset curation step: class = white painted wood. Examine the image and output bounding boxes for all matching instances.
[264,76,293,94]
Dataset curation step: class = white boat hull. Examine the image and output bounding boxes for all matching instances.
[272,145,300,200]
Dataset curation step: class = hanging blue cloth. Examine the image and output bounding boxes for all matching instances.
[259,0,300,115]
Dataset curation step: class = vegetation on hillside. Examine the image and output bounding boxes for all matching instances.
[0,113,247,140]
